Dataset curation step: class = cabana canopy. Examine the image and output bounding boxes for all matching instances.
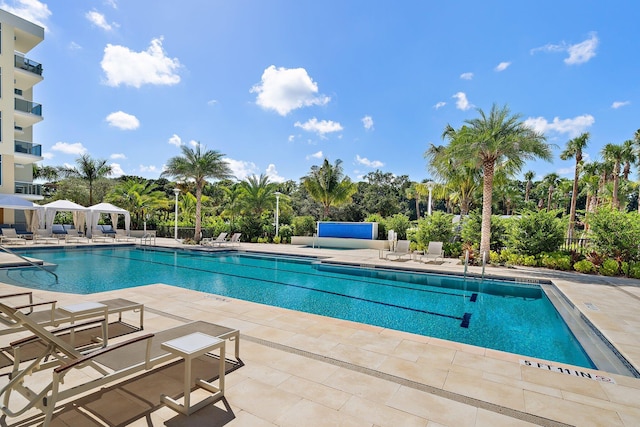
[87,203,131,237]
[42,200,88,232]
[0,195,44,232]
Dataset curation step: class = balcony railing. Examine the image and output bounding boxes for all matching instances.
[15,182,42,196]
[14,140,42,156]
[14,54,43,76]
[14,98,42,116]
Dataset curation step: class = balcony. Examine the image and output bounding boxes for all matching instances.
[14,140,43,162]
[15,181,43,197]
[14,54,43,90]
[14,98,43,127]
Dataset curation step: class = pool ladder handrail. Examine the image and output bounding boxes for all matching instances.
[463,250,469,278]
[0,244,58,284]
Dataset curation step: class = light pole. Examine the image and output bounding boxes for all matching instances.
[274,191,281,236]
[427,181,434,216]
[173,188,180,240]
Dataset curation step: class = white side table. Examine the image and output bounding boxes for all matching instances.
[59,301,108,347]
[160,332,226,415]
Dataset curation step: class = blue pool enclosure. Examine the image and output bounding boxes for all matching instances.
[317,221,378,240]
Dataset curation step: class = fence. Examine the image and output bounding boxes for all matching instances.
[560,238,591,253]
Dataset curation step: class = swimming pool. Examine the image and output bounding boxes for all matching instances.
[5,246,595,368]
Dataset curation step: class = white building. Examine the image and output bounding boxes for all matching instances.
[0,8,44,224]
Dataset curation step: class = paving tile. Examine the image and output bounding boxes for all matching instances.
[278,375,352,410]
[276,398,370,427]
[341,394,428,427]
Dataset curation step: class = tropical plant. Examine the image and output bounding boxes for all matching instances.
[238,174,279,240]
[601,143,624,209]
[162,144,233,241]
[106,178,168,229]
[587,206,640,270]
[302,159,357,218]
[559,132,589,238]
[57,154,113,205]
[540,173,560,211]
[523,170,535,203]
[414,211,454,252]
[440,104,552,257]
[508,209,565,256]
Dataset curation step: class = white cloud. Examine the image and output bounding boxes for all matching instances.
[106,111,140,130]
[110,163,124,177]
[460,72,473,80]
[495,61,511,71]
[356,155,383,169]
[434,101,446,109]
[294,118,343,137]
[69,41,82,50]
[250,65,330,116]
[224,158,258,180]
[288,135,295,142]
[168,134,182,147]
[265,164,285,183]
[362,115,374,131]
[86,10,116,31]
[611,101,630,109]
[51,142,87,155]
[306,151,323,160]
[110,153,126,159]
[524,114,595,138]
[0,0,51,30]
[42,152,54,159]
[139,164,158,173]
[101,37,181,88]
[531,32,598,65]
[207,99,218,106]
[104,0,118,8]
[452,92,473,110]
[188,140,200,148]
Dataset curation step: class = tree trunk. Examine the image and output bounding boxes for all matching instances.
[567,158,580,239]
[195,185,203,242]
[415,199,420,220]
[613,162,620,209]
[479,160,495,261]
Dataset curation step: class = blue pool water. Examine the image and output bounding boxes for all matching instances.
[4,246,595,368]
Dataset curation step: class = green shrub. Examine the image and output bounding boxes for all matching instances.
[384,213,411,240]
[588,207,640,264]
[541,252,572,271]
[272,236,281,244]
[365,213,386,240]
[573,259,596,274]
[415,211,454,252]
[626,262,640,279]
[460,211,508,252]
[599,259,619,276]
[521,255,538,267]
[292,216,316,236]
[508,209,565,256]
[489,251,501,265]
[278,224,293,243]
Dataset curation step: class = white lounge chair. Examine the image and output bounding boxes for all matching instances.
[35,229,58,245]
[0,228,27,245]
[65,229,86,243]
[92,228,114,243]
[115,229,136,242]
[225,233,242,247]
[202,232,228,247]
[385,239,412,261]
[419,241,444,263]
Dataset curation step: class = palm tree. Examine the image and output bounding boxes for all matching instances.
[559,132,589,239]
[302,159,357,218]
[33,164,59,181]
[621,139,636,180]
[440,104,551,257]
[601,143,624,209]
[106,178,168,228]
[162,144,233,241]
[57,154,113,205]
[523,170,535,203]
[541,173,561,211]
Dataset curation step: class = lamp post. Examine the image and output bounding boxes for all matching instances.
[427,181,434,216]
[173,188,180,240]
[274,191,281,236]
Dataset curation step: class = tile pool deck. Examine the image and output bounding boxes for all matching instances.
[0,239,638,426]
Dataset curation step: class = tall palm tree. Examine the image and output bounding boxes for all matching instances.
[302,159,357,218]
[541,173,561,211]
[440,104,551,257]
[239,174,278,217]
[601,143,624,209]
[523,170,535,203]
[621,139,636,180]
[162,144,233,241]
[559,132,589,239]
[57,154,113,205]
[106,178,168,228]
[33,164,59,181]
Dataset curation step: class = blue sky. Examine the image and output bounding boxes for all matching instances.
[6,0,640,184]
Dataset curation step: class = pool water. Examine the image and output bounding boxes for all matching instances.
[5,246,595,368]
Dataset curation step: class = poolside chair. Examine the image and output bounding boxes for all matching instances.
[92,227,114,242]
[226,232,242,247]
[202,232,228,247]
[115,229,136,242]
[385,239,411,261]
[0,301,240,425]
[418,241,444,263]
[51,224,67,239]
[35,229,58,244]
[13,223,34,239]
[0,228,27,245]
[64,229,86,243]
[99,224,117,236]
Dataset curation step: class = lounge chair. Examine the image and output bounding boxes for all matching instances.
[99,224,117,236]
[385,239,411,261]
[0,292,144,338]
[0,228,27,245]
[34,229,58,244]
[418,241,444,263]
[92,227,114,242]
[115,229,136,242]
[202,232,228,247]
[0,301,239,425]
[13,223,34,239]
[64,229,86,243]
[51,224,67,240]
[226,232,242,246]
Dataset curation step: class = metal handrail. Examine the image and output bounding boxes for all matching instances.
[0,244,58,283]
